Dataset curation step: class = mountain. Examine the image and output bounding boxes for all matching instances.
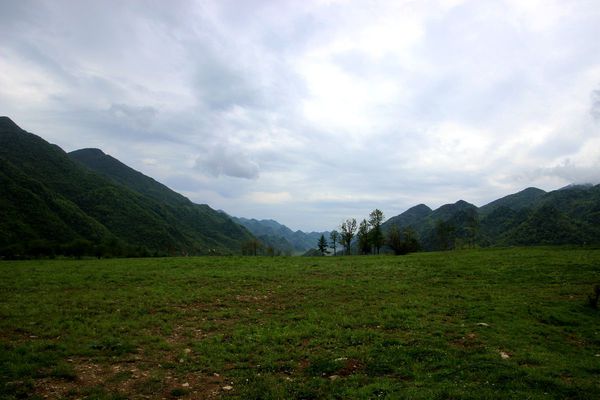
[381,200,478,250]
[383,204,432,229]
[231,217,329,254]
[479,187,546,216]
[384,185,600,250]
[69,148,187,206]
[0,117,253,257]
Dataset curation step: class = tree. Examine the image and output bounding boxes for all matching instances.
[357,219,371,254]
[386,225,403,255]
[317,234,329,256]
[386,225,420,255]
[340,218,357,255]
[369,209,384,254]
[242,238,263,256]
[329,230,339,256]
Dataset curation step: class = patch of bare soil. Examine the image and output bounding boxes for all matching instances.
[33,358,230,400]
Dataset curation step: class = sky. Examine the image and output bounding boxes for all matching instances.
[1,0,600,231]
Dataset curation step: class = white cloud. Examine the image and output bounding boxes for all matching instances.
[1,0,600,230]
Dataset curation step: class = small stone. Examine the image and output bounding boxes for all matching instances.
[213,372,220,377]
[222,385,233,391]
[500,351,510,359]
[179,358,184,363]
[329,375,340,381]
[182,382,190,388]
[184,348,191,354]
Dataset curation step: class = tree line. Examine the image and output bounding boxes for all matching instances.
[316,209,420,256]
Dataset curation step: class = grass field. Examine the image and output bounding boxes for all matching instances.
[1,247,600,399]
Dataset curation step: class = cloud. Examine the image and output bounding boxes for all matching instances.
[195,144,259,180]
[245,191,292,205]
[531,159,600,185]
[108,103,158,129]
[2,0,600,230]
[592,87,600,122]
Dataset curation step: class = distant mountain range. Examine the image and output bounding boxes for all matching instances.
[230,217,329,255]
[382,185,600,250]
[0,117,253,257]
[2,116,599,258]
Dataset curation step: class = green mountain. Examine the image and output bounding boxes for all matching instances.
[384,185,600,250]
[479,187,546,216]
[0,117,253,257]
[68,148,252,253]
[231,217,329,254]
[381,200,479,250]
[383,204,432,229]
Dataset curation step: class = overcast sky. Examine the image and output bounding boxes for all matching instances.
[1,0,600,231]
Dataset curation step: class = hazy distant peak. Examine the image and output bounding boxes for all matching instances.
[559,183,594,191]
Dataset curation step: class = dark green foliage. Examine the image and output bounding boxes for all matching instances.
[0,117,253,257]
[369,209,385,254]
[317,234,328,256]
[357,219,371,254]
[386,225,420,255]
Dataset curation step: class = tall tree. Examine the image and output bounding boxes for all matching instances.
[357,219,371,255]
[329,230,339,256]
[340,218,357,255]
[317,234,329,256]
[369,209,385,254]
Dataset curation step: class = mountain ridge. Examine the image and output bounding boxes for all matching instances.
[0,117,253,257]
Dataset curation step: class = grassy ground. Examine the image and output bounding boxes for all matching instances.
[1,247,599,399]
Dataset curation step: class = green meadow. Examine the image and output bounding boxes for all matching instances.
[1,247,600,399]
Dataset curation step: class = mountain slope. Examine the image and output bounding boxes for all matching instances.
[382,204,432,231]
[231,217,329,254]
[69,148,253,253]
[384,185,600,250]
[0,117,252,256]
[479,187,546,216]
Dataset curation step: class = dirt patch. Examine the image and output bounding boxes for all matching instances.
[33,358,229,400]
[338,358,363,376]
[450,332,483,349]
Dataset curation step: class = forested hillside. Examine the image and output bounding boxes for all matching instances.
[0,117,253,257]
[383,185,600,250]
